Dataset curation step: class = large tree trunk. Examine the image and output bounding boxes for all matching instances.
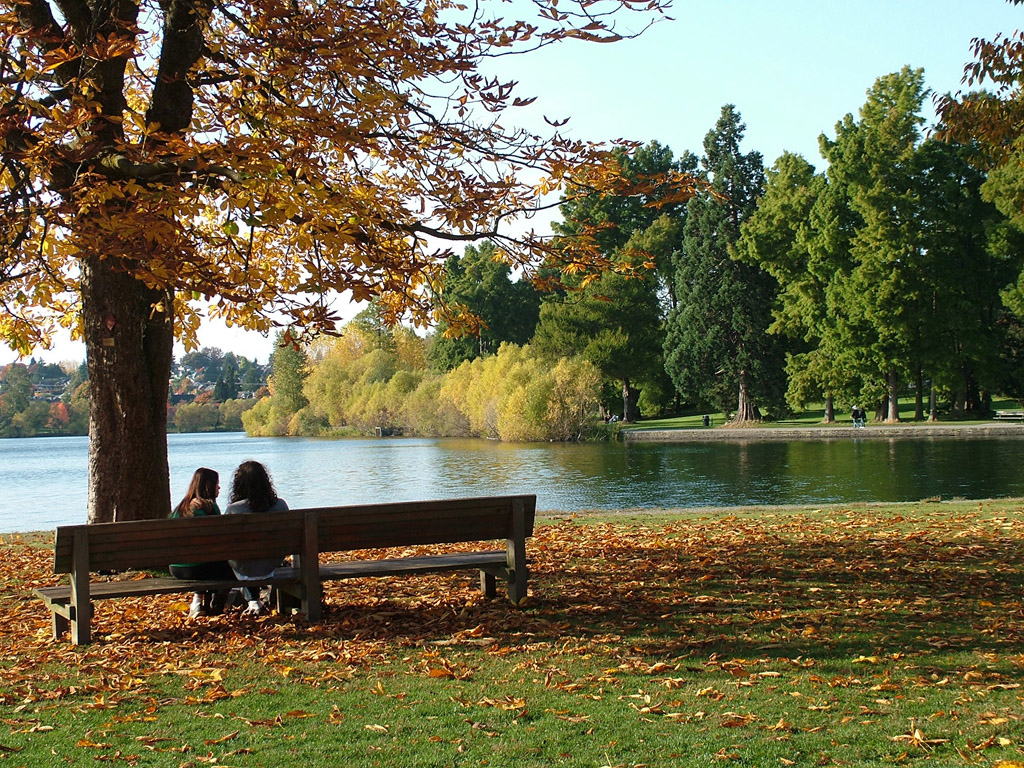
[731,370,761,423]
[822,394,834,424]
[886,370,900,423]
[83,256,175,523]
[622,378,640,423]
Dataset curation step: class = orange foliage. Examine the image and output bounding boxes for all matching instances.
[0,0,693,354]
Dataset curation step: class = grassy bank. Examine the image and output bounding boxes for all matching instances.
[2,500,1023,767]
[627,397,1024,431]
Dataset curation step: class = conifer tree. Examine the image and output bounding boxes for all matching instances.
[664,105,785,421]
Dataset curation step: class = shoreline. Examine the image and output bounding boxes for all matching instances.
[621,421,1024,442]
[6,497,1022,538]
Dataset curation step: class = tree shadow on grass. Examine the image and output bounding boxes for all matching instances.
[17,515,1024,669]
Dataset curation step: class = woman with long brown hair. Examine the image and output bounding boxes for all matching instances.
[169,467,234,617]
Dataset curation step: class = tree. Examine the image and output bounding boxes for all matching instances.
[269,333,309,415]
[820,68,933,422]
[1,0,680,522]
[913,136,1021,416]
[533,140,695,421]
[938,4,1024,347]
[0,363,33,435]
[664,105,786,422]
[533,267,662,422]
[429,241,541,371]
[554,141,699,311]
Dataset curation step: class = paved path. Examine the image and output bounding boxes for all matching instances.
[622,422,1024,442]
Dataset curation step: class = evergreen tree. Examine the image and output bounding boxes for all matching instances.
[664,105,786,421]
[821,67,930,421]
[429,242,541,371]
[532,268,662,421]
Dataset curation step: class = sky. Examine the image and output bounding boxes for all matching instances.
[4,0,1021,367]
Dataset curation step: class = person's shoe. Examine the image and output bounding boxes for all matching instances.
[187,599,206,619]
[243,600,264,616]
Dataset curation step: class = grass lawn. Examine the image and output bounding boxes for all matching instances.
[2,500,1024,767]
[627,397,1024,431]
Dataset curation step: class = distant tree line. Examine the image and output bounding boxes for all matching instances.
[0,350,268,437]
[243,65,1024,440]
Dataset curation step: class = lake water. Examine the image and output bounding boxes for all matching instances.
[1,431,1023,533]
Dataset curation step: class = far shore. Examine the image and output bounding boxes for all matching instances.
[622,420,1024,442]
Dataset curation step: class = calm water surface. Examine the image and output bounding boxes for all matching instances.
[1,432,1023,533]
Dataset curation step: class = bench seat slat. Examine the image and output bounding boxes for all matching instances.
[35,573,297,604]
[318,551,509,580]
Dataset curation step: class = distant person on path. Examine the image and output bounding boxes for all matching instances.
[852,406,866,428]
[226,461,289,615]
[169,467,234,618]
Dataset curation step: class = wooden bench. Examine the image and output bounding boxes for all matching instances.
[993,410,1024,421]
[34,495,536,645]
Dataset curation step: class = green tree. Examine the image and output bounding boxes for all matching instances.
[735,153,863,421]
[269,333,310,415]
[555,141,698,314]
[532,268,662,422]
[664,105,786,421]
[430,242,541,371]
[820,68,933,422]
[911,136,1023,416]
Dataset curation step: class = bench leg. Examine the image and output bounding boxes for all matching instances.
[51,610,69,641]
[507,569,528,606]
[479,571,497,599]
[70,603,92,645]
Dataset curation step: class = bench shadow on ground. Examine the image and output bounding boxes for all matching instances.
[116,524,1024,668]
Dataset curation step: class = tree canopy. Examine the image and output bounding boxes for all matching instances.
[1,0,686,522]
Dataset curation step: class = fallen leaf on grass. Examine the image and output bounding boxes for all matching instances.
[365,724,389,733]
[77,739,112,748]
[203,731,239,745]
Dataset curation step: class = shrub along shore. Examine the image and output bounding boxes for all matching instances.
[2,499,1023,767]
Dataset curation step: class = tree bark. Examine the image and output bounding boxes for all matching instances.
[914,369,924,421]
[886,370,900,423]
[82,255,175,523]
[622,378,640,423]
[731,370,762,423]
[822,394,834,423]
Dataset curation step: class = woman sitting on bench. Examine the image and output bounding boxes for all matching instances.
[226,461,290,616]
[169,467,235,618]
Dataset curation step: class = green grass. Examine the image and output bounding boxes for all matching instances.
[627,397,1024,431]
[3,500,1024,767]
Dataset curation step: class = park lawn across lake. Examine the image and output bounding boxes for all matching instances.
[2,500,1023,767]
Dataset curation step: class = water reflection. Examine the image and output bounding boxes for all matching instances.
[1,432,1023,533]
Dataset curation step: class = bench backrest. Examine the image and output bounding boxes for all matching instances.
[311,495,535,552]
[53,495,536,574]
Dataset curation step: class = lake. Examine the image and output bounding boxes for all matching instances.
[1,431,1023,533]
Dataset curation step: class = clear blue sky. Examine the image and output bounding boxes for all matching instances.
[506,0,1021,168]
[5,0,1021,366]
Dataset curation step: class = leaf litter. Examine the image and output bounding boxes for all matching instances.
[2,502,1024,765]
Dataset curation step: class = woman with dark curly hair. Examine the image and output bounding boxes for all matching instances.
[226,460,289,615]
